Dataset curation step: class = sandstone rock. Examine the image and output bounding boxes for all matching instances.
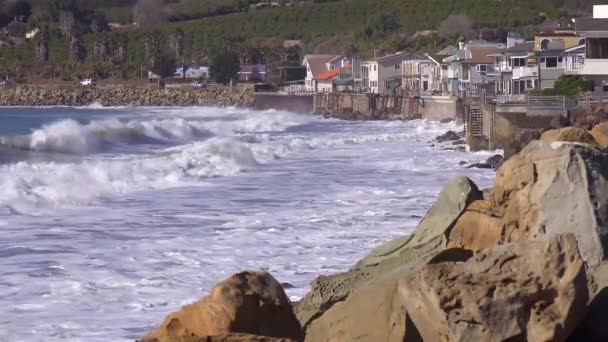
[491,141,608,269]
[142,271,302,342]
[540,127,598,145]
[145,333,296,342]
[447,200,503,252]
[591,122,608,147]
[401,235,588,342]
[296,177,482,333]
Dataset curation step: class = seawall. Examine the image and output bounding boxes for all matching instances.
[0,85,254,107]
[254,92,460,121]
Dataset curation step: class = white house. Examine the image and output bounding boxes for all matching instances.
[302,55,348,92]
[357,52,422,94]
[148,65,209,79]
[574,5,608,93]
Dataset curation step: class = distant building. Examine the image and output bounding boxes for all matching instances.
[302,55,349,92]
[357,52,422,94]
[148,65,209,80]
[314,64,353,93]
[444,41,503,95]
[25,28,39,40]
[239,64,270,82]
[574,5,608,93]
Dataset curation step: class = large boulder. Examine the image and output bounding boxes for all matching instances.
[151,334,296,342]
[356,176,483,268]
[591,122,608,147]
[400,235,588,342]
[295,177,482,335]
[491,141,608,269]
[503,128,542,160]
[540,127,598,145]
[142,271,302,342]
[447,200,503,252]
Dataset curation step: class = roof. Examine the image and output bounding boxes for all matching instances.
[535,49,565,57]
[436,45,458,56]
[314,65,351,80]
[462,47,497,64]
[240,65,267,74]
[576,17,608,34]
[371,52,423,63]
[506,41,535,53]
[304,55,342,76]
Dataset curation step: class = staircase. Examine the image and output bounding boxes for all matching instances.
[464,105,483,137]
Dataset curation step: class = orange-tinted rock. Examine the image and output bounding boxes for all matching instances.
[142,271,302,342]
[540,127,598,145]
[447,200,503,252]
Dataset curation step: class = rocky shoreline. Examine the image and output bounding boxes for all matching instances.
[135,121,608,342]
[0,85,254,107]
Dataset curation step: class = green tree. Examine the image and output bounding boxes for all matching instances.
[209,49,240,85]
[541,75,594,96]
[150,52,176,87]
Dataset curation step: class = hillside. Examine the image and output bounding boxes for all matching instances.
[0,0,606,81]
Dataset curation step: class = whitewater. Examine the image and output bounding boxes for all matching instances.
[0,106,496,341]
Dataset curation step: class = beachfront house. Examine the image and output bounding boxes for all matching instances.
[445,41,503,96]
[490,41,537,94]
[573,5,608,94]
[314,63,354,93]
[357,52,421,94]
[401,48,453,95]
[302,55,348,92]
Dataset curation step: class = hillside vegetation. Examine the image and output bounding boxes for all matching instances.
[0,0,606,81]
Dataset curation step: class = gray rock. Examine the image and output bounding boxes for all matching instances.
[401,234,588,342]
[295,176,483,333]
[492,141,608,269]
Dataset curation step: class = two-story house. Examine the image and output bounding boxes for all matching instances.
[574,5,608,93]
[358,52,422,94]
[302,55,348,92]
[445,41,503,96]
[490,41,537,94]
[401,52,450,95]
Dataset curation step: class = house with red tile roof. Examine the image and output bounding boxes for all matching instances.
[314,64,353,92]
[302,54,349,92]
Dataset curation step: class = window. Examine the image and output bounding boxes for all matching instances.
[545,57,558,68]
[603,85,608,93]
[476,65,487,72]
[541,39,550,51]
[512,58,526,67]
[395,64,400,70]
[588,38,608,59]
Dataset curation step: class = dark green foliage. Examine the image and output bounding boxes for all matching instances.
[542,75,595,96]
[209,49,239,85]
[150,52,176,79]
[0,0,605,81]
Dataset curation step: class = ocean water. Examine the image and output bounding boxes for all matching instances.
[0,106,496,342]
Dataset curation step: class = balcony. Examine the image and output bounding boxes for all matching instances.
[495,61,512,73]
[512,66,538,79]
[579,59,608,76]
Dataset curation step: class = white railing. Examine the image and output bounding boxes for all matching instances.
[495,61,512,72]
[512,66,538,79]
[565,58,584,73]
